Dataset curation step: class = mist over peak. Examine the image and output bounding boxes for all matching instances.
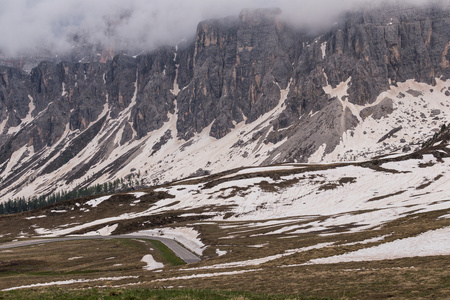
[0,0,442,58]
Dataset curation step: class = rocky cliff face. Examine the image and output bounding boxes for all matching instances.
[0,4,449,200]
[176,8,303,140]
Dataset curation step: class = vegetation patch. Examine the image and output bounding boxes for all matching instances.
[149,240,185,266]
[0,288,331,300]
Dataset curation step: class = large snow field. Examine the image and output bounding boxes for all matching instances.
[301,226,450,265]
[152,154,449,234]
[31,150,449,244]
[319,79,450,162]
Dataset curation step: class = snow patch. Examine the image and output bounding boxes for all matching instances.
[304,227,450,265]
[130,227,205,256]
[216,249,227,256]
[85,195,112,208]
[2,276,139,291]
[153,269,261,282]
[68,256,82,261]
[308,143,326,163]
[82,224,118,236]
[340,234,390,246]
[129,192,146,199]
[185,243,332,270]
[25,215,47,220]
[141,254,164,270]
[321,42,327,59]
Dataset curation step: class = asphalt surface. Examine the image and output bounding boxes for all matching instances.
[0,235,201,264]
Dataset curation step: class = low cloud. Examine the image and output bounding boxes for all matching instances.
[0,0,441,57]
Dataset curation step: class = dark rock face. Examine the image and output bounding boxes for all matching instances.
[283,5,449,125]
[0,5,448,197]
[176,8,303,140]
[0,66,32,139]
[133,48,177,139]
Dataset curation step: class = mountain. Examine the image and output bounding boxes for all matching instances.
[0,4,449,201]
[0,124,448,296]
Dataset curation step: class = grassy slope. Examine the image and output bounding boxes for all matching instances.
[0,288,331,300]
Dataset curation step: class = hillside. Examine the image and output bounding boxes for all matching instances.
[0,125,448,297]
[0,3,449,298]
[0,4,449,200]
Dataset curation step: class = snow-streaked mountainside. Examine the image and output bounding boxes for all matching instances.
[25,141,450,240]
[0,4,449,201]
[0,126,449,292]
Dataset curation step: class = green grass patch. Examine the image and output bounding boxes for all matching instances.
[149,240,186,266]
[0,288,332,300]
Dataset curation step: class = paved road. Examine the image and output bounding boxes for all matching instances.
[0,235,201,264]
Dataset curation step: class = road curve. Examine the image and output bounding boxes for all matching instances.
[0,235,201,264]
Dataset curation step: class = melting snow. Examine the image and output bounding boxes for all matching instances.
[68,256,82,261]
[321,42,327,59]
[185,243,332,270]
[153,269,261,282]
[216,249,227,256]
[141,254,164,270]
[2,276,139,291]
[82,224,118,236]
[130,192,147,198]
[304,227,450,264]
[85,196,112,208]
[130,227,205,256]
[323,79,450,162]
[25,215,47,220]
[340,234,390,246]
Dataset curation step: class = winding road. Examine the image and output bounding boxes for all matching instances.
[0,235,201,264]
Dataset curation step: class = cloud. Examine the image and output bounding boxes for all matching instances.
[0,0,441,57]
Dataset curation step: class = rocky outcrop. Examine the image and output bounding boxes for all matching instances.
[176,8,303,140]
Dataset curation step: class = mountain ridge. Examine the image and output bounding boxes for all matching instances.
[0,4,449,200]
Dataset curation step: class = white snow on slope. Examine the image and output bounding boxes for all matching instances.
[68,256,82,261]
[3,78,446,201]
[321,42,327,59]
[184,243,332,270]
[2,276,139,291]
[31,151,450,245]
[129,192,147,198]
[1,78,293,201]
[130,227,205,256]
[141,254,164,270]
[152,154,450,234]
[322,79,450,162]
[303,227,450,265]
[152,269,261,282]
[22,95,35,124]
[82,224,118,236]
[340,234,390,246]
[216,249,227,256]
[85,196,112,208]
[25,215,47,220]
